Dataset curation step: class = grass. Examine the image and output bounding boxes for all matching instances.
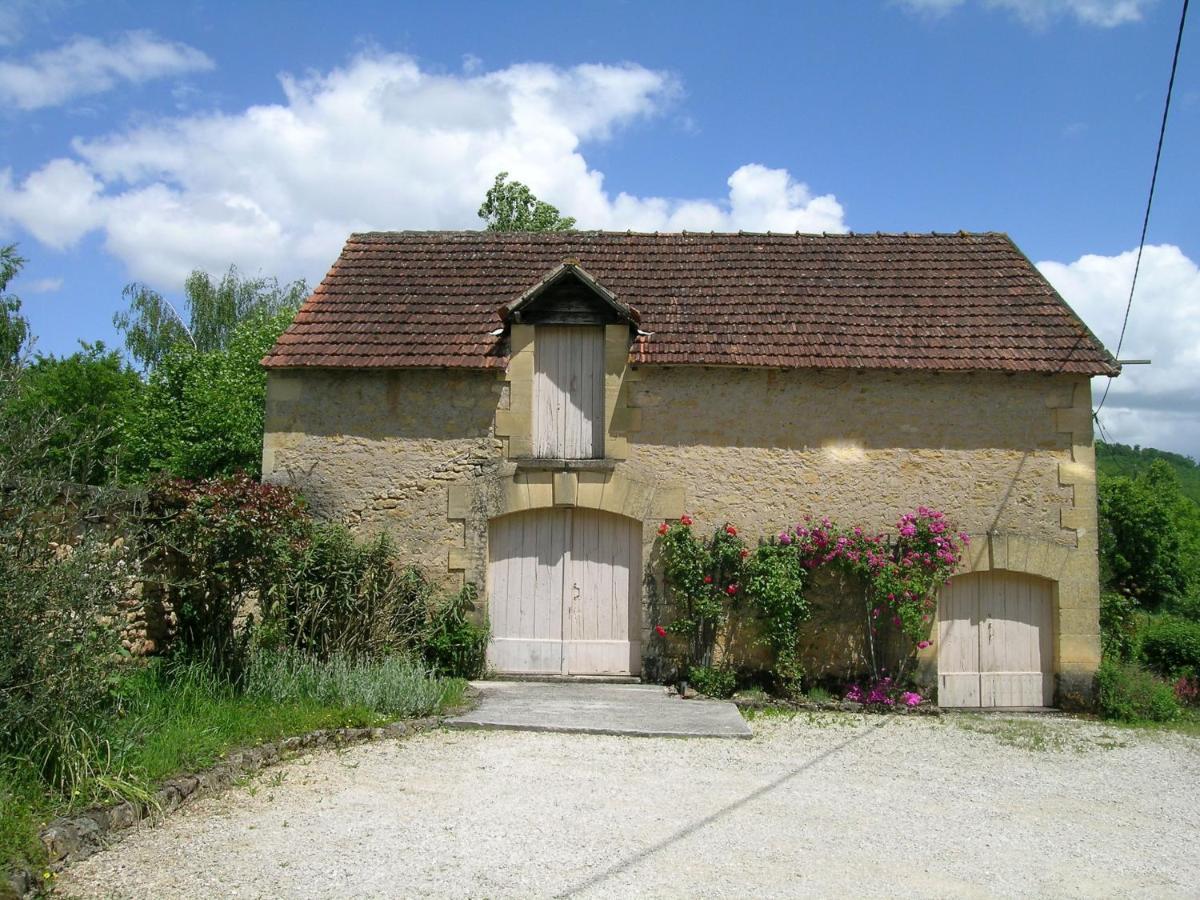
[1,652,465,878]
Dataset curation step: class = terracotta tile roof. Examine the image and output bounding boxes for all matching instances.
[262,231,1119,376]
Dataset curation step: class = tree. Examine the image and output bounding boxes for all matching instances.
[6,342,142,484]
[1099,461,1200,610]
[120,308,296,480]
[114,265,307,371]
[478,172,576,232]
[0,244,30,367]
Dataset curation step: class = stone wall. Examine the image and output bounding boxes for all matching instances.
[263,368,502,584]
[262,359,1102,698]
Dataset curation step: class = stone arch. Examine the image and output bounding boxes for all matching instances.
[444,468,685,583]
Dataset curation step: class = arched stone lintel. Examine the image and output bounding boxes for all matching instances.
[462,470,685,523]
[957,532,1072,584]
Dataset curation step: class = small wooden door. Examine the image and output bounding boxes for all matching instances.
[938,572,1054,708]
[488,508,640,675]
[534,326,605,459]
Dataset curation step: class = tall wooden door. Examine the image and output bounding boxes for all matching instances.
[533,326,605,459]
[487,508,640,676]
[938,572,1054,708]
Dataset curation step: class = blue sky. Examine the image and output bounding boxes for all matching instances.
[1,0,1197,455]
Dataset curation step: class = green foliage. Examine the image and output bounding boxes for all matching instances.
[478,171,576,232]
[265,524,487,678]
[0,367,130,792]
[687,665,737,698]
[1098,462,1199,610]
[5,342,142,484]
[787,510,964,685]
[121,308,294,480]
[1140,615,1200,678]
[422,584,489,679]
[741,541,809,694]
[1,653,463,874]
[1097,440,1200,506]
[265,525,431,659]
[1096,657,1180,723]
[657,520,744,672]
[0,244,29,366]
[1099,591,1139,662]
[656,510,963,696]
[153,474,310,676]
[115,265,306,372]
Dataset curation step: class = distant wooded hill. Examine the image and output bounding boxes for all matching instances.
[1097,441,1200,506]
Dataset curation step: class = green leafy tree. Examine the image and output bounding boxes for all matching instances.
[0,244,30,366]
[1099,461,1200,610]
[114,266,306,371]
[121,309,294,480]
[6,342,142,484]
[478,172,576,232]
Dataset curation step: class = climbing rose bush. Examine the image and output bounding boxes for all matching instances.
[784,508,967,684]
[657,507,967,696]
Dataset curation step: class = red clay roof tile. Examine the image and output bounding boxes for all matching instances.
[262,231,1118,376]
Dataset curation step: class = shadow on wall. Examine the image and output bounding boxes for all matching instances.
[632,368,1077,453]
[267,369,499,441]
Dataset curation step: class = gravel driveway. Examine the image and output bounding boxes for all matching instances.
[56,713,1200,899]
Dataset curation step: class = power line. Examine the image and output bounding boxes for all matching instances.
[1095,0,1190,417]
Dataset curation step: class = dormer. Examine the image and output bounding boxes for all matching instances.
[495,262,640,464]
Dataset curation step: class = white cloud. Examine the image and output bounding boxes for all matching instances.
[896,0,1153,26]
[0,52,846,287]
[1038,244,1200,458]
[0,30,213,110]
[22,276,62,293]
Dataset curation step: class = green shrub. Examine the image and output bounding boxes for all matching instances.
[1100,591,1139,661]
[1098,463,1199,610]
[423,585,489,679]
[153,474,309,678]
[687,665,737,698]
[266,524,430,659]
[1096,657,1180,722]
[1166,593,1200,623]
[1140,615,1200,678]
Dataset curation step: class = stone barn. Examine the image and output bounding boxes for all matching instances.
[261,231,1118,707]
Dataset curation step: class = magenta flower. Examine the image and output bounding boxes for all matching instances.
[917,640,931,650]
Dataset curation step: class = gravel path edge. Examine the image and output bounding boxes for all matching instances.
[3,716,447,899]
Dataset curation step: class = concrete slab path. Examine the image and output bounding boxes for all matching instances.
[445,680,752,739]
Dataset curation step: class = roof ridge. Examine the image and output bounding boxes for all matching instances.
[347,229,1015,241]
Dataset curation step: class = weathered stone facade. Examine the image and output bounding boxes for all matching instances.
[262,331,1102,702]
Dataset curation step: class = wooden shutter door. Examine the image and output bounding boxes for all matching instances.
[979,572,1055,707]
[938,576,983,707]
[487,509,570,674]
[937,573,1054,708]
[487,509,641,677]
[534,326,605,459]
[564,510,641,676]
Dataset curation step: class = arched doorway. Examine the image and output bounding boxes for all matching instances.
[938,572,1055,708]
[487,508,642,676]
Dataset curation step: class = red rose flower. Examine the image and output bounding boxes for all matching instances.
[657,522,669,536]
[740,549,750,559]
[726,584,739,595]
[725,524,737,536]
[654,625,667,638]
[703,575,713,584]
[680,514,693,526]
